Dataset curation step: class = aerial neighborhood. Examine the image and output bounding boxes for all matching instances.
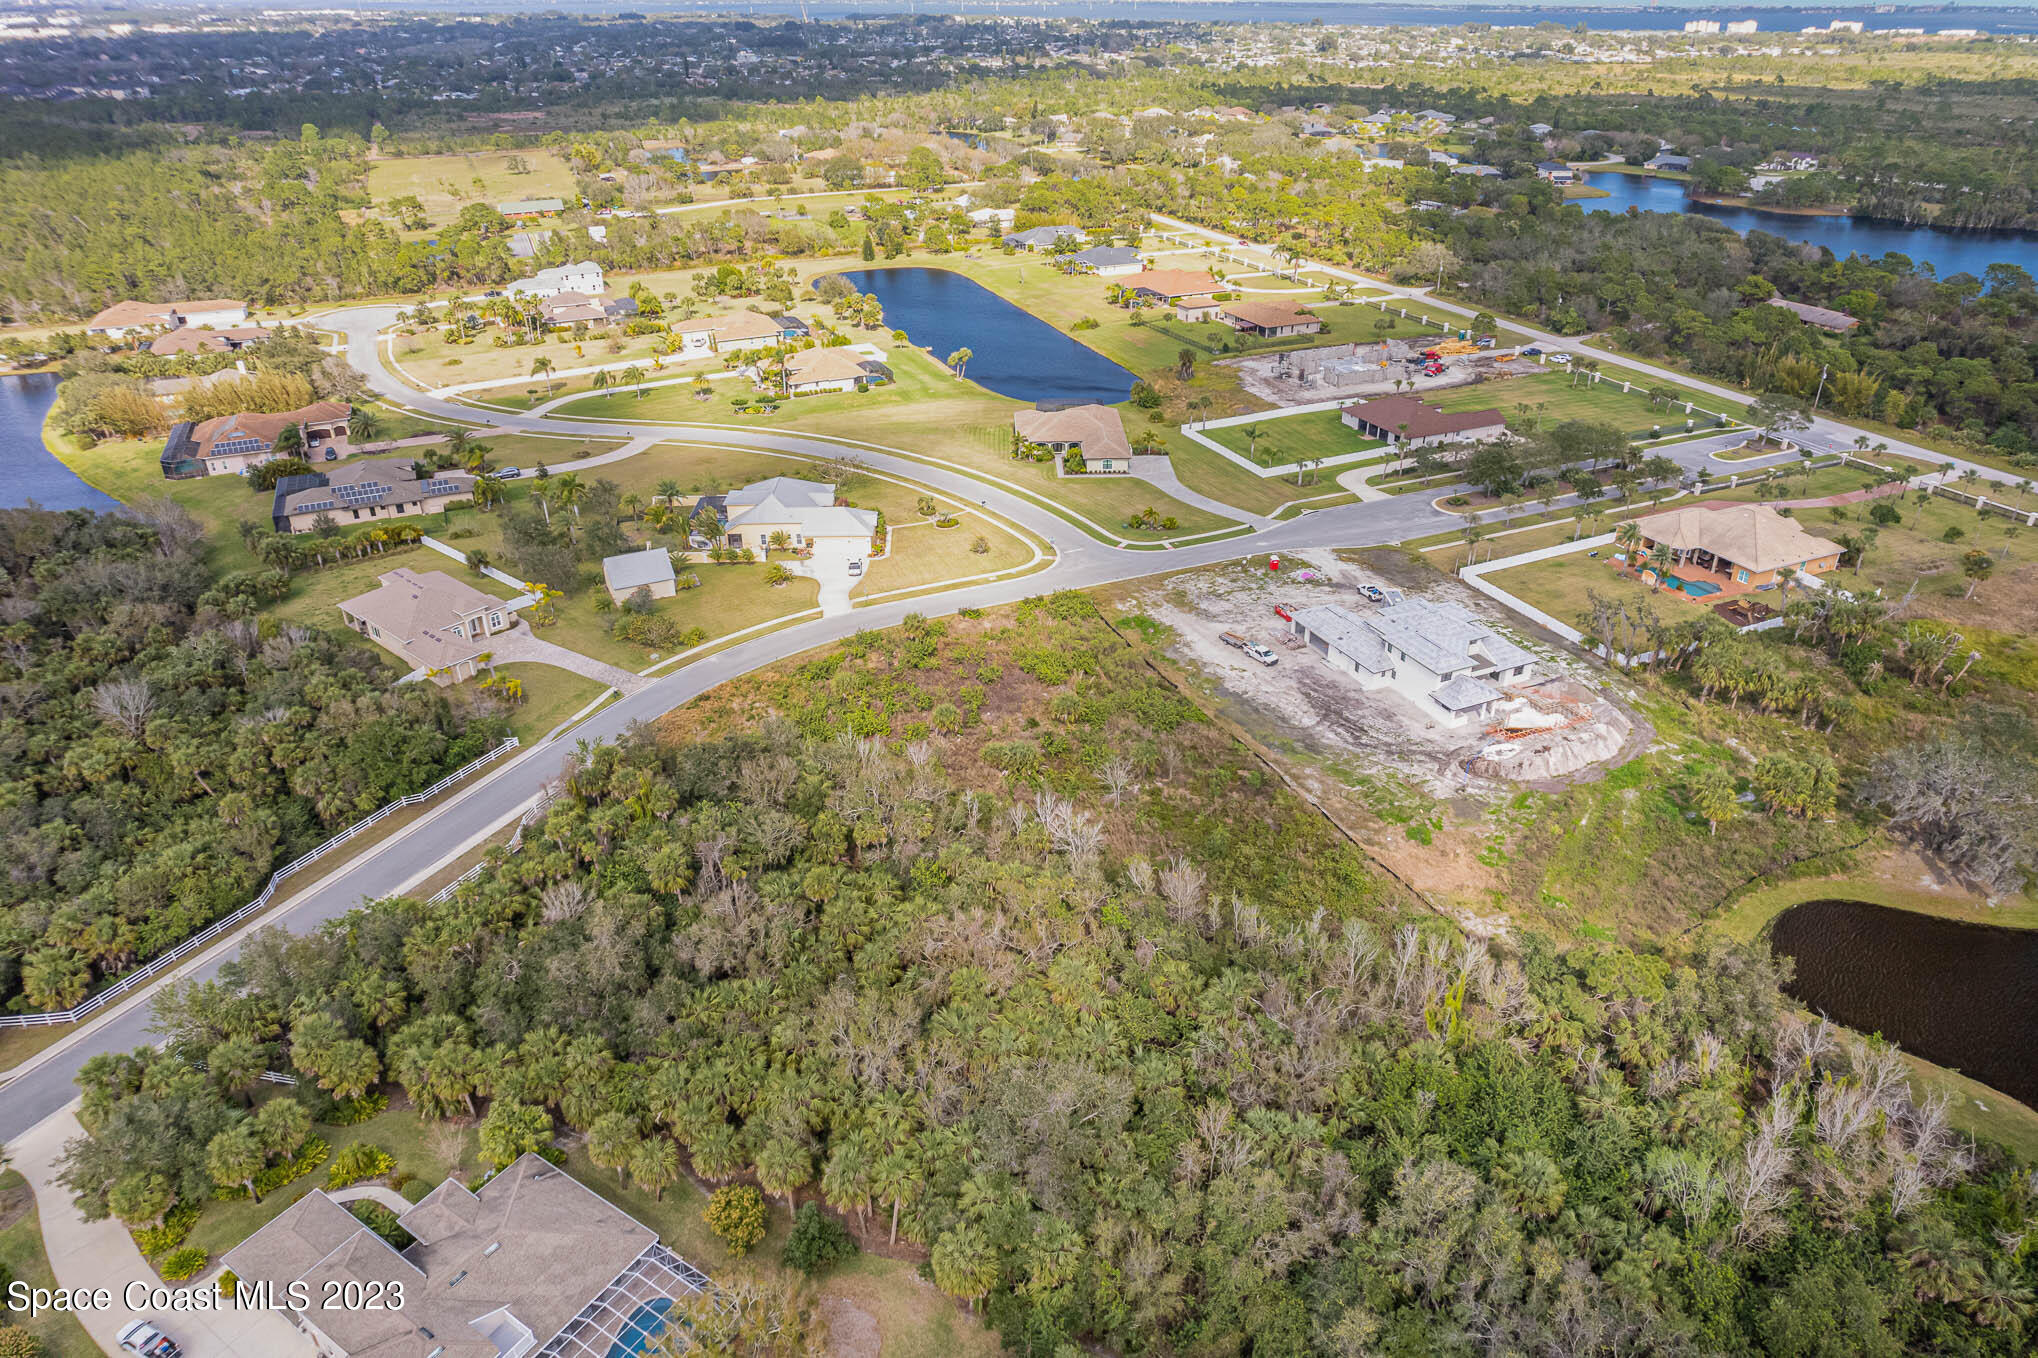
[2,10,2036,1358]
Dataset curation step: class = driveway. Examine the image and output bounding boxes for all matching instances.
[795,538,865,616]
[488,621,649,694]
[10,1103,317,1358]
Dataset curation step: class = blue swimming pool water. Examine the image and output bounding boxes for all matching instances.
[829,266,1137,406]
[605,1297,675,1358]
[1664,575,1722,598]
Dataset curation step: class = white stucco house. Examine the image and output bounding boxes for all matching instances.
[1288,599,1536,729]
[509,260,607,299]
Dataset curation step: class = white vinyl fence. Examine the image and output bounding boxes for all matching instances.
[0,738,519,1029]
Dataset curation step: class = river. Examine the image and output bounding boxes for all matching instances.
[830,266,1137,406]
[1769,899,2038,1108]
[0,373,119,512]
[1581,170,2038,281]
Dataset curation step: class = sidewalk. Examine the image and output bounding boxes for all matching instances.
[10,1103,316,1358]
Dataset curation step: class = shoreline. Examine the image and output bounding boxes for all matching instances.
[1688,192,1847,218]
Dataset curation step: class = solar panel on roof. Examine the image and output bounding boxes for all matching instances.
[418,478,463,496]
[210,437,267,456]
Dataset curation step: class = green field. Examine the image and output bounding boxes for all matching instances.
[1203,408,1384,468]
[1483,550,1690,631]
[856,514,1035,597]
[365,149,581,223]
[1435,367,1745,434]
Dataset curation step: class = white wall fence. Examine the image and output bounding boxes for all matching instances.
[0,738,520,1030]
[420,534,544,601]
[1930,481,2038,526]
[1178,401,1399,480]
[426,791,556,903]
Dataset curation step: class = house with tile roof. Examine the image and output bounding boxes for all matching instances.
[780,346,877,395]
[219,1154,710,1358]
[160,401,352,479]
[714,477,879,557]
[335,566,522,682]
[1003,223,1087,251]
[1288,599,1536,728]
[671,309,784,355]
[509,260,605,299]
[1630,503,1843,593]
[1013,404,1134,473]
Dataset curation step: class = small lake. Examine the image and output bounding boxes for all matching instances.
[828,267,1136,406]
[0,373,118,512]
[1770,899,2038,1108]
[1581,171,2038,283]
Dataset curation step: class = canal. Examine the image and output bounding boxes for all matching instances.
[828,267,1136,406]
[0,373,119,511]
[1581,170,2038,282]
[1769,899,2038,1108]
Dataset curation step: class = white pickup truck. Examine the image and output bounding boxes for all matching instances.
[1220,632,1279,666]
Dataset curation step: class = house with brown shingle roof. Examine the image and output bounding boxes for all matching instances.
[671,309,784,355]
[1340,395,1507,449]
[781,346,877,395]
[86,298,248,338]
[146,325,271,357]
[159,400,351,479]
[335,566,520,682]
[1121,269,1219,304]
[1219,299,1323,337]
[1631,503,1843,592]
[270,456,474,533]
[1014,404,1134,473]
[219,1154,711,1358]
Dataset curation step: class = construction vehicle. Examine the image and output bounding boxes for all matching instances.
[1423,362,1446,377]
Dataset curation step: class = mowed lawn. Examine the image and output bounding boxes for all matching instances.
[365,149,580,222]
[390,325,693,392]
[1437,368,1744,433]
[1483,550,1711,633]
[856,515,1036,597]
[1204,408,1384,468]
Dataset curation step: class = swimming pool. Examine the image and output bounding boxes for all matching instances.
[1662,574,1722,598]
[605,1297,675,1358]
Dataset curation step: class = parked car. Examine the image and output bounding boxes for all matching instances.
[847,559,864,577]
[1243,641,1279,666]
[1357,583,1387,603]
[496,466,523,479]
[1475,336,1496,348]
[119,1322,182,1358]
[1520,346,1544,357]
[1547,352,1573,364]
[1272,603,1295,621]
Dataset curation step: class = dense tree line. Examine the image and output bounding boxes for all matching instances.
[0,505,502,1015]
[55,596,2034,1357]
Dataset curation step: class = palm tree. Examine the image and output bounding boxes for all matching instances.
[347,407,379,444]
[1243,423,1262,459]
[473,474,506,511]
[621,364,646,396]
[945,346,973,377]
[622,492,642,522]
[444,428,471,463]
[654,477,682,505]
[552,473,587,541]
[531,355,555,397]
[590,368,610,397]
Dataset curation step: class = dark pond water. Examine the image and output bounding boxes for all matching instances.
[0,373,119,512]
[1582,171,2038,282]
[1770,899,2038,1108]
[828,267,1136,406]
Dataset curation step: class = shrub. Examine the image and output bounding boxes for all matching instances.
[704,1185,768,1256]
[970,535,989,554]
[327,1141,396,1190]
[347,1200,416,1250]
[131,1201,200,1257]
[934,514,959,528]
[781,1203,858,1275]
[676,571,702,591]
[159,1247,209,1282]
[324,1093,389,1127]
[217,1138,329,1201]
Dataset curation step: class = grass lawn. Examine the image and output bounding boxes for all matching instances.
[857,515,1034,597]
[365,149,581,224]
[1483,550,1700,631]
[1141,425,1342,517]
[1143,299,1448,361]
[1203,408,1384,468]
[0,1171,100,1358]
[389,325,690,392]
[0,1020,75,1075]
[496,663,609,742]
[544,565,821,672]
[1436,367,1744,435]
[265,548,525,631]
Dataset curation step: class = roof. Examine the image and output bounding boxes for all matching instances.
[184,400,350,463]
[1767,296,1858,330]
[146,325,268,355]
[1342,395,1506,441]
[178,298,246,314]
[1004,224,1086,246]
[1220,299,1320,329]
[723,476,877,539]
[1122,269,1218,299]
[1432,674,1506,711]
[1291,604,1390,673]
[783,346,872,386]
[673,309,782,341]
[87,300,177,330]
[219,1156,676,1358]
[1634,503,1844,574]
[603,546,675,592]
[276,456,471,520]
[337,567,513,670]
[1369,598,1535,677]
[499,197,565,213]
[1013,403,1132,461]
[1071,245,1140,269]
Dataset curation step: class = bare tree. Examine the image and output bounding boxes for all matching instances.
[1100,756,1138,806]
[92,675,156,737]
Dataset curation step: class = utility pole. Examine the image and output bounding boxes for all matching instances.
[1812,364,1829,410]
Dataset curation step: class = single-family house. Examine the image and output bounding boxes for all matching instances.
[539,291,638,327]
[1767,297,1859,331]
[717,476,879,559]
[1120,269,1219,305]
[1645,153,1692,173]
[1003,224,1088,251]
[270,457,475,533]
[1759,150,1820,171]
[1340,395,1507,449]
[1452,163,1504,177]
[602,545,677,603]
[1630,503,1844,592]
[1535,160,1578,185]
[498,196,566,217]
[1528,122,1554,137]
[1068,245,1143,276]
[159,400,352,479]
[1013,404,1134,473]
[334,567,520,683]
[967,206,1017,229]
[1300,119,1338,138]
[1288,599,1536,729]
[780,346,878,395]
[672,309,784,355]
[1428,150,1461,166]
[86,297,250,339]
[1219,300,1323,338]
[509,260,606,299]
[219,1154,709,1358]
[176,298,251,329]
[1416,109,1459,125]
[146,325,269,356]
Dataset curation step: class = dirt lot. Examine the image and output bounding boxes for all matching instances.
[1126,549,1636,798]
[1226,339,1543,407]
